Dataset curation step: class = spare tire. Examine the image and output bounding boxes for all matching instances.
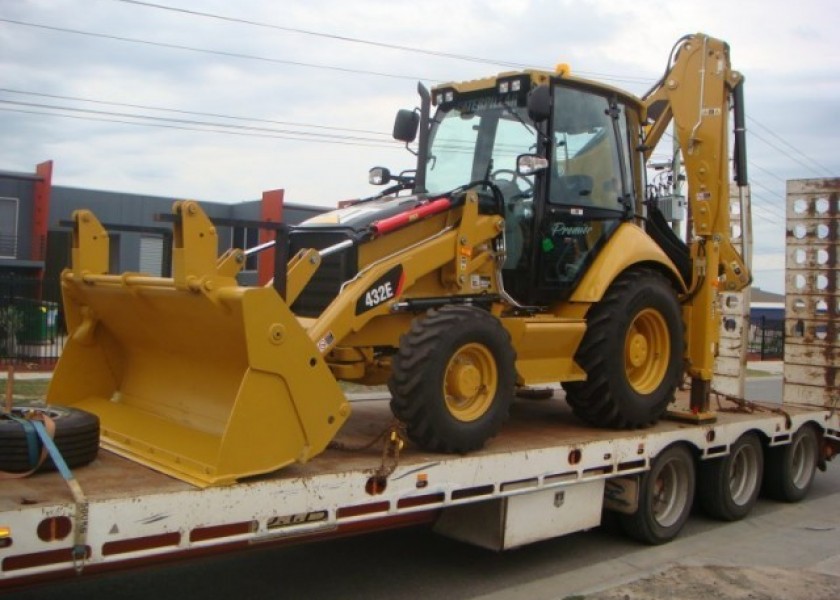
[0,406,100,473]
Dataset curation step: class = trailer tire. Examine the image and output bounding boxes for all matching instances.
[620,444,695,545]
[697,432,763,521]
[564,268,683,429]
[762,424,819,503]
[0,406,100,473]
[389,305,515,454]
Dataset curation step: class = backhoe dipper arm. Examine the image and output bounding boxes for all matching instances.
[640,33,752,405]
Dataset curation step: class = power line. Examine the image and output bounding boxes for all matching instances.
[749,199,787,223]
[112,0,531,70]
[0,97,792,222]
[0,105,790,225]
[0,18,433,83]
[3,21,833,181]
[748,157,787,186]
[110,0,656,85]
[657,131,788,222]
[747,127,830,179]
[3,14,831,178]
[0,107,406,150]
[0,99,399,144]
[0,88,391,137]
[2,18,830,212]
[747,115,833,176]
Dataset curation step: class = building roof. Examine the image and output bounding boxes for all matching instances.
[751,287,785,303]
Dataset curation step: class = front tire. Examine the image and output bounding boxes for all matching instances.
[564,268,683,428]
[389,305,515,453]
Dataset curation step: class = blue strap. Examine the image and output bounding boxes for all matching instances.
[7,415,40,468]
[31,419,73,480]
[31,419,89,569]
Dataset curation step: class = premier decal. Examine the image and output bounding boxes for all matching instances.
[551,222,592,237]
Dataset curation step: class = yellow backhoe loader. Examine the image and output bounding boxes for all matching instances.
[50,33,751,486]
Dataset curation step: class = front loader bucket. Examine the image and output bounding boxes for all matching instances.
[49,202,350,487]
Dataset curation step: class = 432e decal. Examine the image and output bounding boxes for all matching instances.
[355,265,405,315]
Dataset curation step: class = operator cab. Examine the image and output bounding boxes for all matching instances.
[419,75,643,306]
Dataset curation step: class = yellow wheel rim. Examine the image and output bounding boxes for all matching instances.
[444,343,497,422]
[624,308,670,394]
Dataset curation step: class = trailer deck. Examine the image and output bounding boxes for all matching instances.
[2,390,837,586]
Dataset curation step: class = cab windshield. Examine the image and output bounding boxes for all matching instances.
[425,95,537,197]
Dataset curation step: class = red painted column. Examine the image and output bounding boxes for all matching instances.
[31,160,53,262]
[258,189,284,286]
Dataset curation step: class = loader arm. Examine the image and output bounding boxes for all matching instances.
[640,33,752,407]
[307,192,504,355]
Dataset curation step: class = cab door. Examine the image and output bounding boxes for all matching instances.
[532,84,636,303]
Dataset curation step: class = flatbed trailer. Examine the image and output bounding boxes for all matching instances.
[2,177,837,590]
[2,389,838,589]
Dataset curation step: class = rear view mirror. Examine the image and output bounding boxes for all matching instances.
[527,85,551,123]
[393,109,420,142]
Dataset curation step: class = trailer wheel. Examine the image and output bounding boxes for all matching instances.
[0,406,100,473]
[389,305,515,453]
[620,444,695,545]
[697,432,763,521]
[762,424,819,503]
[564,268,683,428]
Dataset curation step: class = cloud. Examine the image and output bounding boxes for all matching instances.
[0,0,837,296]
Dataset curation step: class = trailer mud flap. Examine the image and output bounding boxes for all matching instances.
[49,203,350,487]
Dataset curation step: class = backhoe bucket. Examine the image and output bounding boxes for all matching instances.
[48,202,350,487]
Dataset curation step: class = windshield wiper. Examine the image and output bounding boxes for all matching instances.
[501,99,550,147]
[501,100,534,134]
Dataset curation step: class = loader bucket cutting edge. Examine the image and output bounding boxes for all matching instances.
[49,273,351,487]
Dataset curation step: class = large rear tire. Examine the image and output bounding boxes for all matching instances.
[564,268,683,428]
[388,305,515,453]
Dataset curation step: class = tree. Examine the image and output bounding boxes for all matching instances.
[0,305,23,359]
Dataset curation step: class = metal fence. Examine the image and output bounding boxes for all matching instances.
[748,316,785,360]
[0,276,65,368]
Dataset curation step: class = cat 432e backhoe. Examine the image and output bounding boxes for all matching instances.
[52,33,750,486]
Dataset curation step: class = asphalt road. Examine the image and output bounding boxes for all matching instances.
[11,375,837,600]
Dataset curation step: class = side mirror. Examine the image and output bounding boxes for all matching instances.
[369,167,392,186]
[527,85,551,123]
[517,154,549,176]
[393,109,419,143]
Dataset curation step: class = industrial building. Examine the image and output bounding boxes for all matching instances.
[0,160,323,363]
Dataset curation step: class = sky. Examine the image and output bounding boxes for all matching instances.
[1,0,839,294]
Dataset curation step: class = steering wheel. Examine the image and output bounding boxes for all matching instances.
[490,169,534,198]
